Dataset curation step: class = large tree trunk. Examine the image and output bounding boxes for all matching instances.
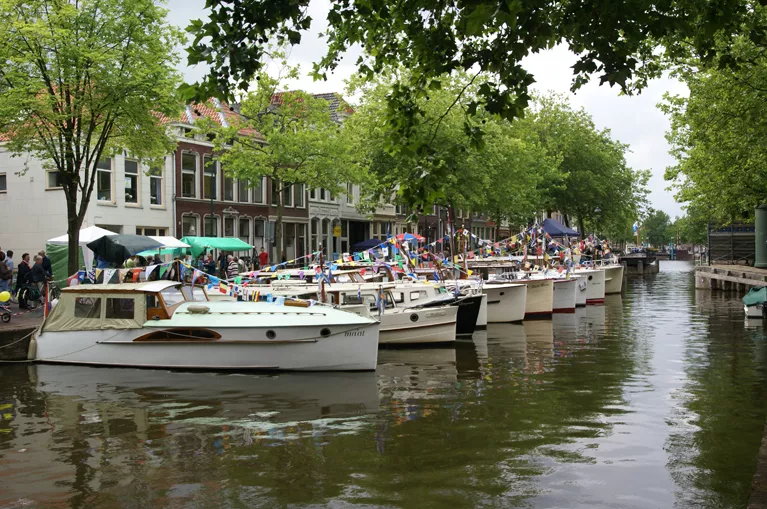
[65,188,83,276]
[578,217,586,237]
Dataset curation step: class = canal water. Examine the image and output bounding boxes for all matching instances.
[1,261,766,508]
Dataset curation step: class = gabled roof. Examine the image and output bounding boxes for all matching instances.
[270,91,354,124]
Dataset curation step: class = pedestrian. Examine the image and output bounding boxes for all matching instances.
[16,253,31,309]
[226,255,238,279]
[236,256,246,273]
[218,252,228,276]
[0,251,12,292]
[39,250,52,277]
[258,247,268,269]
[152,254,162,265]
[125,255,136,268]
[5,250,14,294]
[204,253,216,276]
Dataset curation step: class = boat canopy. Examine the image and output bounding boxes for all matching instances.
[179,236,254,258]
[43,291,147,332]
[743,287,767,307]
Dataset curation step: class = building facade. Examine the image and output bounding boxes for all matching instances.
[0,145,175,259]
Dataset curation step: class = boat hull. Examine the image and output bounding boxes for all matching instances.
[453,294,483,336]
[512,279,554,318]
[35,322,380,371]
[603,264,624,294]
[745,303,765,318]
[482,283,527,323]
[574,276,588,306]
[574,269,606,304]
[476,294,488,329]
[379,306,457,345]
[553,279,577,313]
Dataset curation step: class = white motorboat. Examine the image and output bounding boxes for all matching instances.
[552,278,578,313]
[486,274,553,319]
[743,287,767,318]
[571,268,606,304]
[601,263,625,294]
[35,281,380,371]
[282,283,458,345]
[444,279,527,323]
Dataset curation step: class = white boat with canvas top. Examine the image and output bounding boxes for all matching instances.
[34,281,380,371]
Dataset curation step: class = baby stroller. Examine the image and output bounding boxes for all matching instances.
[1,301,10,323]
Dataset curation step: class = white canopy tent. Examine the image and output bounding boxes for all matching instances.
[148,236,190,249]
[47,226,117,271]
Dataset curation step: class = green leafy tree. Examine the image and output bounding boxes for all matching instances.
[199,65,359,260]
[662,19,767,224]
[644,208,673,247]
[0,0,182,274]
[530,94,649,240]
[343,71,557,233]
[673,204,709,245]
[183,0,755,130]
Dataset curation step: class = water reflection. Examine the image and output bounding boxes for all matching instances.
[2,261,767,508]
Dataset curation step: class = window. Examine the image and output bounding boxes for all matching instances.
[46,170,61,189]
[74,297,101,318]
[283,185,293,207]
[136,227,167,236]
[271,180,280,205]
[160,287,186,307]
[204,215,218,237]
[97,159,112,201]
[0,173,6,192]
[223,171,235,201]
[224,216,235,237]
[311,217,319,252]
[252,178,264,203]
[203,155,217,200]
[297,223,306,257]
[309,189,316,200]
[105,298,135,319]
[238,218,250,244]
[294,184,304,208]
[319,188,326,201]
[346,183,354,204]
[182,215,198,237]
[238,180,249,202]
[149,166,163,206]
[253,220,264,238]
[285,222,295,248]
[124,159,139,204]
[181,153,197,198]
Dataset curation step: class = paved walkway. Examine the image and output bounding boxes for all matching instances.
[0,299,44,332]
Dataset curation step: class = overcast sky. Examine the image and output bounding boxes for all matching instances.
[166,0,687,218]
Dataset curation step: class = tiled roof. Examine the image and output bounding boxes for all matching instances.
[271,91,354,124]
[312,92,354,123]
[0,99,262,144]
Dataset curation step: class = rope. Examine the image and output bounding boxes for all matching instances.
[0,328,37,349]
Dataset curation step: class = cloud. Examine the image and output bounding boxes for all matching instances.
[166,0,688,217]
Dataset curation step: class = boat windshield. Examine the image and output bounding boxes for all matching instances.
[160,286,186,307]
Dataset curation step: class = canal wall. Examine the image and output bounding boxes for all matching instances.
[624,260,660,276]
[0,326,36,361]
[695,265,767,292]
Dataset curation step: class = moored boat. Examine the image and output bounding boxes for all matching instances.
[35,281,380,371]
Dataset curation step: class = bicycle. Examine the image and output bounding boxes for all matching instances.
[17,283,43,310]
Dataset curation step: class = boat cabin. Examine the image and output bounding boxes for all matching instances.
[42,281,203,332]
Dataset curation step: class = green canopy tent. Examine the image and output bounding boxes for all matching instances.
[179,236,254,258]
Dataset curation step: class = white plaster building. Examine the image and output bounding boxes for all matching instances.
[0,146,175,258]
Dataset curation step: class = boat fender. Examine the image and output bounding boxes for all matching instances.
[27,336,37,360]
[187,305,210,314]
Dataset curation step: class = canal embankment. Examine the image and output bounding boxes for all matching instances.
[0,301,42,361]
[695,265,767,291]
